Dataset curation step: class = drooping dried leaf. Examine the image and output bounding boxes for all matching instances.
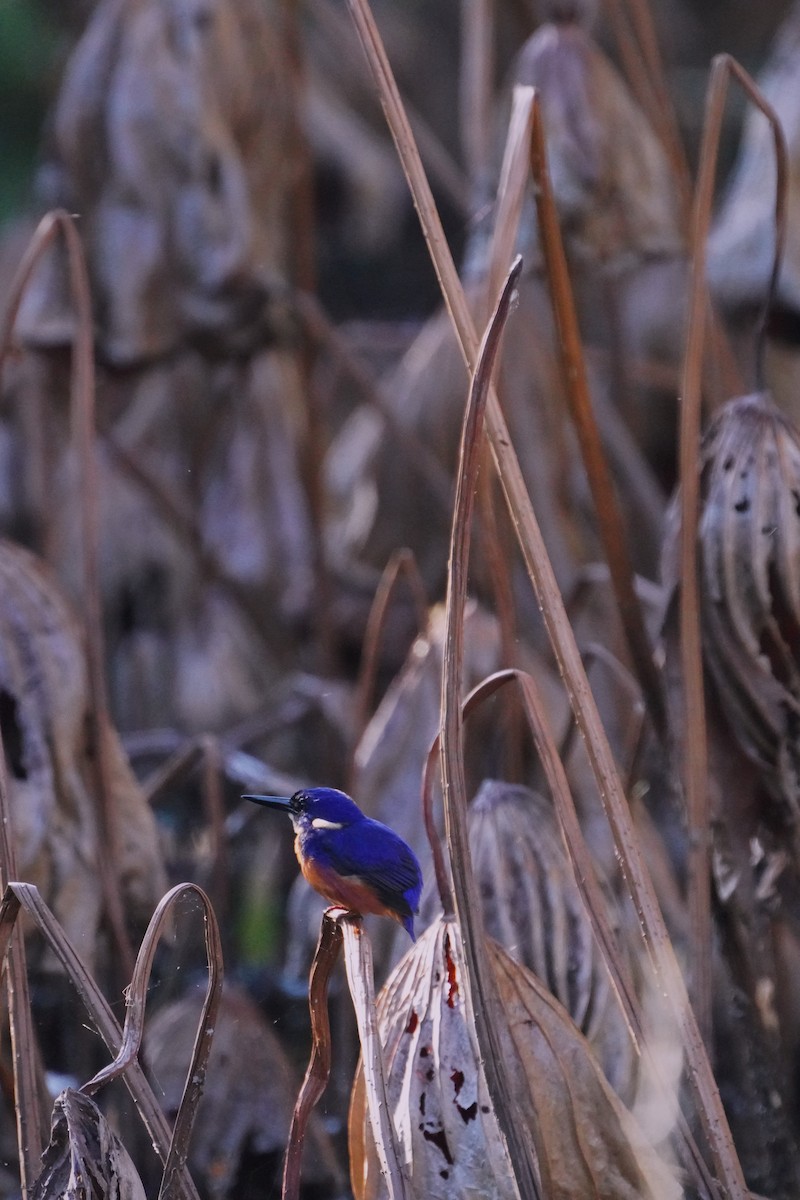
[0,537,166,965]
[350,915,681,1200]
[19,0,294,363]
[514,22,683,269]
[489,942,682,1200]
[144,985,340,1199]
[31,1088,147,1200]
[17,346,312,732]
[469,779,637,1099]
[663,391,800,852]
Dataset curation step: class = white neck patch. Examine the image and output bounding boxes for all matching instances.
[311,817,344,831]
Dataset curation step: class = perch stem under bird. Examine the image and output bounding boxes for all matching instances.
[244,787,423,939]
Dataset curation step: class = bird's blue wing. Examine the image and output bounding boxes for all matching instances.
[322,819,422,916]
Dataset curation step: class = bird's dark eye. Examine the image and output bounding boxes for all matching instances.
[289,792,304,813]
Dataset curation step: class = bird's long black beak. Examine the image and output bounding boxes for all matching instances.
[243,794,293,812]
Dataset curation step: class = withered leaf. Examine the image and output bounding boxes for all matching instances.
[514,22,683,268]
[350,915,681,1200]
[664,392,800,846]
[144,985,339,1199]
[31,1089,146,1200]
[469,779,637,1100]
[0,538,167,966]
[19,0,293,362]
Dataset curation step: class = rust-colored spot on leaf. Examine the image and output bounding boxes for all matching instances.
[450,1068,465,1096]
[443,931,459,1008]
[405,1009,418,1034]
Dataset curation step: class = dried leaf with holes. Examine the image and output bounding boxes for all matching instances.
[469,779,637,1100]
[349,915,681,1200]
[0,538,166,967]
[31,1089,146,1200]
[18,0,294,362]
[663,392,800,853]
[144,986,341,1200]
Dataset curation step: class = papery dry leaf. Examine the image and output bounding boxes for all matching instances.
[469,779,637,1100]
[144,985,339,1200]
[31,1089,147,1200]
[0,538,166,965]
[514,22,683,269]
[19,347,311,732]
[349,915,681,1200]
[664,392,800,849]
[349,915,517,1200]
[19,0,293,363]
[489,942,682,1200]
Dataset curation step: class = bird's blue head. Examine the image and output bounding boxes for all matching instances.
[243,786,364,833]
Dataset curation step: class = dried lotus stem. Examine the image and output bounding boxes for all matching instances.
[283,912,343,1200]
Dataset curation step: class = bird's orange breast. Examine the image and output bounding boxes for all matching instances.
[299,853,400,922]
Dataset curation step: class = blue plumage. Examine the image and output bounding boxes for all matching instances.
[244,786,423,938]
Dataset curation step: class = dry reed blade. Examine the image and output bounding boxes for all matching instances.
[0,738,48,1197]
[350,548,429,774]
[0,209,135,979]
[438,255,546,1198]
[0,883,203,1200]
[282,911,344,1200]
[528,98,666,738]
[678,53,788,1051]
[343,2,748,1189]
[340,915,411,1199]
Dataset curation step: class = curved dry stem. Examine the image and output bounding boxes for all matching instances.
[283,910,344,1200]
[437,254,546,1199]
[678,51,789,1051]
[80,883,223,1200]
[0,883,203,1200]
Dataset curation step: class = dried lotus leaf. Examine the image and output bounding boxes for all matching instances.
[20,0,293,363]
[469,779,637,1100]
[349,916,516,1200]
[0,538,166,966]
[144,986,339,1199]
[31,1089,146,1200]
[664,392,800,844]
[514,22,683,269]
[489,942,682,1200]
[350,915,680,1200]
